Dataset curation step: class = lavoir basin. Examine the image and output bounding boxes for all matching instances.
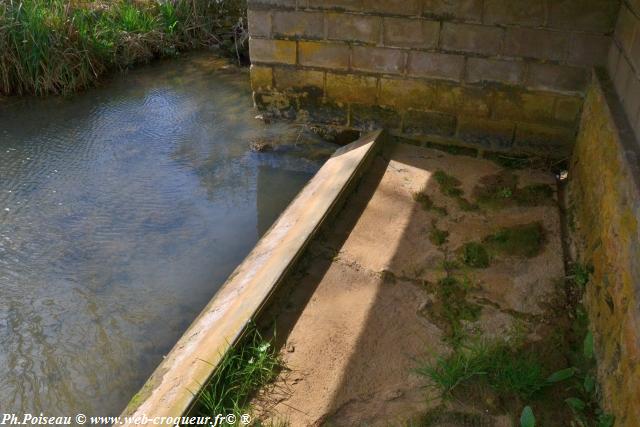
[0,53,335,417]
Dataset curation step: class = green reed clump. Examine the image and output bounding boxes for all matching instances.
[193,327,281,420]
[0,0,246,96]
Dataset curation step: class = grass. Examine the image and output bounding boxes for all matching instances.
[434,276,481,346]
[192,327,281,421]
[461,242,490,268]
[484,222,545,258]
[417,339,548,401]
[0,0,246,95]
[474,172,554,209]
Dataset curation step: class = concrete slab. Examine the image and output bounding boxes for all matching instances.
[256,143,566,425]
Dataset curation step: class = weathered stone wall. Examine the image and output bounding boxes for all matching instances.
[608,0,640,142]
[248,0,618,158]
[569,70,640,426]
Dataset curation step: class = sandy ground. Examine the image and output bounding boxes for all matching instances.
[255,143,566,426]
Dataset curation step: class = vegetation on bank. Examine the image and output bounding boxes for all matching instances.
[190,327,281,424]
[0,0,247,96]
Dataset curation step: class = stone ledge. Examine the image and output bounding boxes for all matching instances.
[120,131,385,425]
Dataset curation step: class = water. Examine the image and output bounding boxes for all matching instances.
[0,53,335,417]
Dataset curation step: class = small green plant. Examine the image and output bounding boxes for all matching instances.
[569,263,592,288]
[417,339,551,400]
[433,170,464,198]
[429,221,449,246]
[483,222,546,258]
[193,327,281,420]
[520,406,535,427]
[461,242,490,268]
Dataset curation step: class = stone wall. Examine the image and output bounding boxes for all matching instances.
[248,0,618,158]
[569,70,640,426]
[608,0,640,143]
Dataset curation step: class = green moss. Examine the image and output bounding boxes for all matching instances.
[461,242,490,268]
[429,221,449,246]
[474,172,554,209]
[434,170,464,197]
[413,191,448,216]
[438,276,482,346]
[484,222,546,258]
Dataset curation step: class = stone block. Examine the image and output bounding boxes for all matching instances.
[306,0,361,11]
[440,23,503,55]
[432,83,491,117]
[623,75,640,126]
[629,16,640,72]
[272,11,324,39]
[548,0,619,33]
[483,0,545,26]
[350,104,402,130]
[326,73,378,104]
[613,56,634,102]
[407,51,465,81]
[367,0,421,15]
[554,96,583,124]
[327,13,381,44]
[298,41,350,70]
[504,28,568,62]
[607,43,621,77]
[250,65,274,91]
[466,57,523,85]
[297,97,349,125]
[493,89,557,123]
[379,78,436,109]
[526,63,589,93]
[457,117,515,149]
[383,17,440,48]
[249,38,297,65]
[352,46,405,74]
[422,0,483,22]
[567,33,611,66]
[248,9,271,38]
[403,109,457,136]
[615,5,638,57]
[273,67,324,91]
[457,86,492,117]
[514,123,574,156]
[247,0,296,9]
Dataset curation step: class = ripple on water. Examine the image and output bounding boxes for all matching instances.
[0,53,337,416]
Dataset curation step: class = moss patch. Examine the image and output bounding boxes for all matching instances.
[413,190,448,216]
[434,170,464,197]
[430,276,482,346]
[473,172,554,209]
[461,242,490,268]
[429,220,449,246]
[483,222,546,258]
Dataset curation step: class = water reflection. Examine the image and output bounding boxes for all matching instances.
[0,53,335,416]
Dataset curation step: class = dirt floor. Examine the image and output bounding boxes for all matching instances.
[254,142,568,426]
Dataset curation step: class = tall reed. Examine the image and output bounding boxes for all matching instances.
[0,0,246,95]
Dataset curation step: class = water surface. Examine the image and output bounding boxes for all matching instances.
[0,53,334,417]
